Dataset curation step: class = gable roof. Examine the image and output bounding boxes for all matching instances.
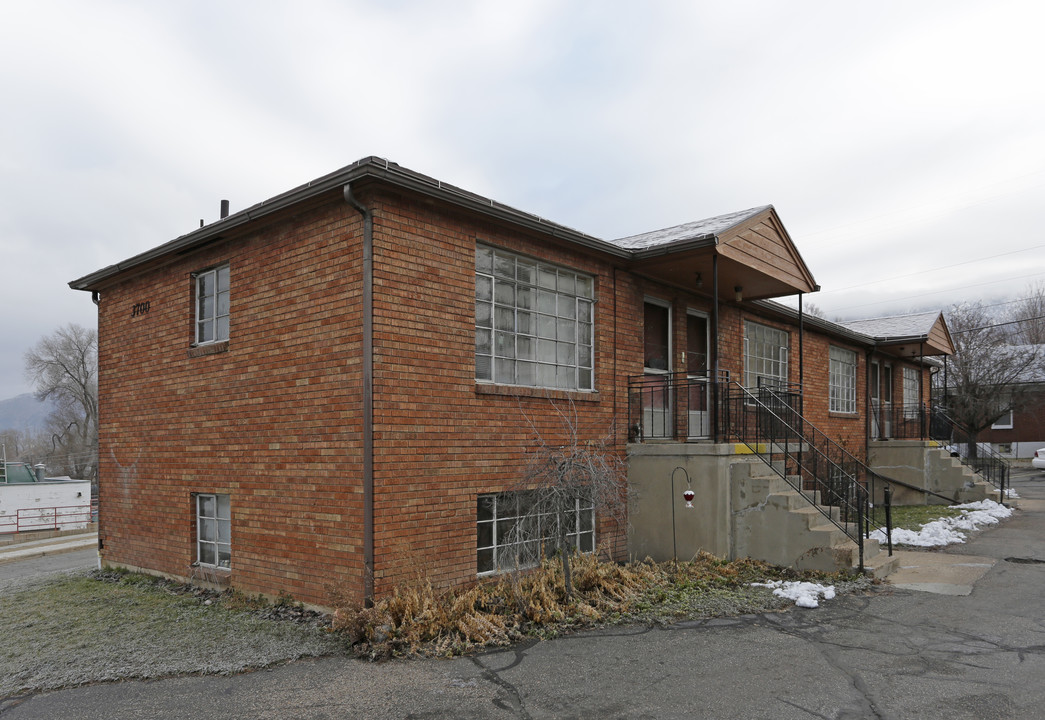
[611,206,771,251]
[837,311,954,356]
[69,157,816,301]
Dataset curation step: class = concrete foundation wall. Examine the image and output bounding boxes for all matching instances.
[868,440,981,505]
[627,443,741,562]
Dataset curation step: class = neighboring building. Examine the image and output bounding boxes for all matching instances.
[968,349,1045,460]
[0,461,92,533]
[70,157,970,607]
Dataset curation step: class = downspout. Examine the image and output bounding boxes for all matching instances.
[344,184,375,607]
[92,290,102,556]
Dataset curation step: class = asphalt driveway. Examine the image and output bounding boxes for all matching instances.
[5,471,1045,719]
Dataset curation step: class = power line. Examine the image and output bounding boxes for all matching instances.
[820,243,1045,294]
[832,270,1045,313]
[950,313,1045,334]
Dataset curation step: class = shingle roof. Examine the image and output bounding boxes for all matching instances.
[610,206,772,250]
[837,311,942,340]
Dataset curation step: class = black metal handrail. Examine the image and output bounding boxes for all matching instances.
[871,402,1010,499]
[929,406,1010,498]
[627,371,720,442]
[718,379,892,571]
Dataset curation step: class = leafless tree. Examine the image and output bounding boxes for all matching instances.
[942,302,1042,454]
[1007,281,1045,346]
[23,324,98,481]
[503,401,630,598]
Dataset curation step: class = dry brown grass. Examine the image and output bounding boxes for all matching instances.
[330,551,855,659]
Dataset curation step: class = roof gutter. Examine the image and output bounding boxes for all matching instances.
[70,158,630,292]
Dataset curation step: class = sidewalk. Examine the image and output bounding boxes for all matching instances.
[0,531,97,565]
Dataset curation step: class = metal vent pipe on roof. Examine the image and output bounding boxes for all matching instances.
[220,200,230,219]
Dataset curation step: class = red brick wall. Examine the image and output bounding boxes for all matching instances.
[365,187,637,595]
[97,193,366,605]
[94,181,940,606]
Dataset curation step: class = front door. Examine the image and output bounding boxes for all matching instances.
[871,361,881,439]
[642,300,672,438]
[686,311,709,438]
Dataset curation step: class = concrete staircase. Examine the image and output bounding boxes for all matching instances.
[731,462,899,579]
[927,447,1003,505]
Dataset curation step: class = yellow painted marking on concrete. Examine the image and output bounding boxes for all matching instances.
[733,443,767,455]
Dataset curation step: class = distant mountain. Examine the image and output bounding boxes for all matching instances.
[0,393,54,432]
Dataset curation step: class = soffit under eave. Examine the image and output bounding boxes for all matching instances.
[628,245,814,301]
[874,337,953,358]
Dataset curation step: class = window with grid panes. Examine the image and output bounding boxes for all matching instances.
[829,346,857,413]
[194,265,230,345]
[475,245,594,390]
[743,321,789,389]
[903,367,920,419]
[196,493,231,569]
[476,491,595,575]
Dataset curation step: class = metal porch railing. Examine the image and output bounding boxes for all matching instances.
[873,403,1010,498]
[718,380,892,571]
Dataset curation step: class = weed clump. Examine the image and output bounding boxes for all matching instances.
[329,552,864,659]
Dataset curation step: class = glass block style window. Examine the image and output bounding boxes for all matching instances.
[743,321,789,389]
[476,491,595,575]
[829,346,857,413]
[903,366,920,419]
[196,493,231,569]
[475,245,594,390]
[195,265,230,345]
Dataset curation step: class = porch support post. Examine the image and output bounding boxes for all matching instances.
[798,292,805,415]
[712,253,719,382]
[712,253,720,439]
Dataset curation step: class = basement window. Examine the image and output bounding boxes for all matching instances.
[476,491,594,575]
[196,493,231,569]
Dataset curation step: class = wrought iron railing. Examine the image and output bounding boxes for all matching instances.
[627,371,721,442]
[928,407,1010,498]
[872,403,1009,498]
[718,380,892,572]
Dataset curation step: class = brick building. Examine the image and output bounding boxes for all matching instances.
[71,157,959,606]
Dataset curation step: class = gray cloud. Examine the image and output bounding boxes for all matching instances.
[2,0,1044,398]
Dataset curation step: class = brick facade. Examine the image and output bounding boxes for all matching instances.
[81,163,940,607]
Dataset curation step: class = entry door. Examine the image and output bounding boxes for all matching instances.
[642,300,671,438]
[686,312,709,438]
[870,362,881,439]
[881,364,893,438]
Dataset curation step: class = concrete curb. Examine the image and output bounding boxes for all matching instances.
[0,533,98,565]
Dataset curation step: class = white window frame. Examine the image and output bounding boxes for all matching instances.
[196,493,231,569]
[194,265,230,345]
[475,244,594,391]
[476,491,595,576]
[829,346,857,414]
[643,298,672,374]
[743,321,789,390]
[992,409,1014,430]
[902,367,920,419]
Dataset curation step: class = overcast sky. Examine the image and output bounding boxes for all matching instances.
[2,0,1044,399]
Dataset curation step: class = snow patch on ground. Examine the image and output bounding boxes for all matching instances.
[750,580,836,609]
[870,500,1013,548]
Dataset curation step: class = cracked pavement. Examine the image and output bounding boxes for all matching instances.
[6,470,1045,720]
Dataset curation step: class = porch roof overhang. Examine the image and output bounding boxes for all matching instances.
[616,206,819,302]
[837,311,954,358]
